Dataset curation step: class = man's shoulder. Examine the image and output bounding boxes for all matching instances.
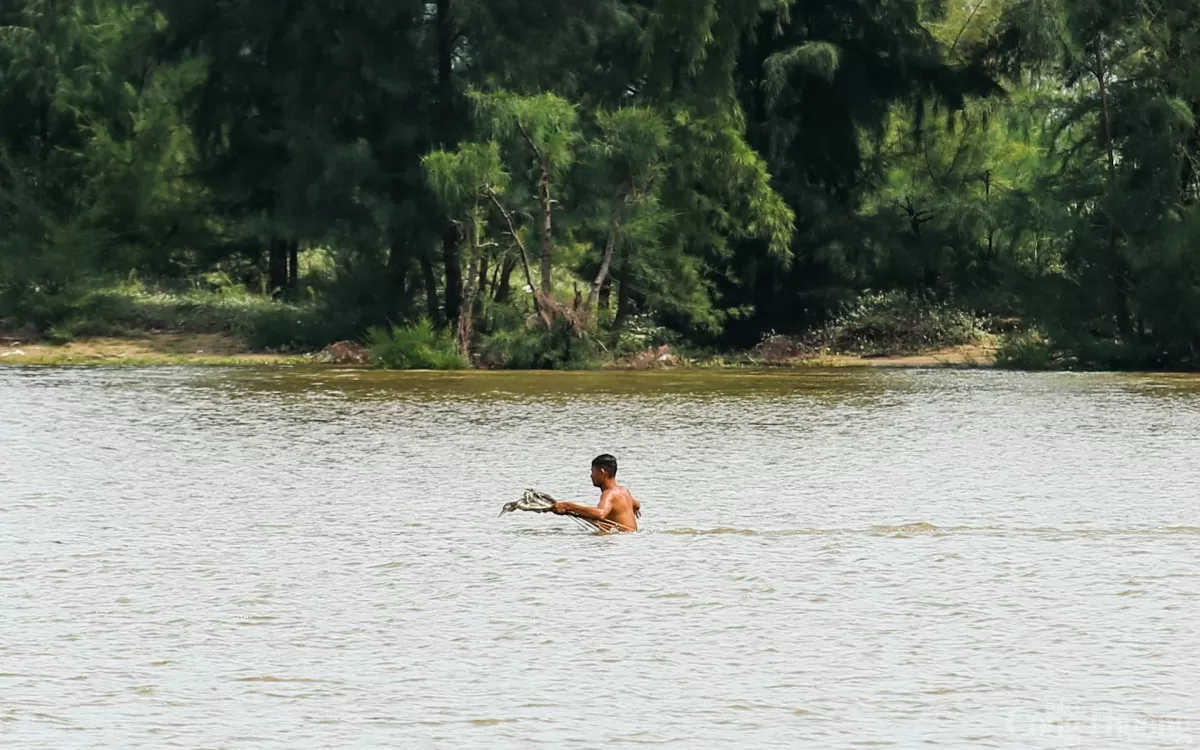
[605,484,634,500]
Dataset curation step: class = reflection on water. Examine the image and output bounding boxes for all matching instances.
[2,366,1198,749]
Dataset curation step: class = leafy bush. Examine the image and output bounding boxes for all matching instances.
[478,317,600,370]
[1053,336,1165,372]
[812,291,985,355]
[366,319,466,370]
[477,300,528,336]
[0,282,80,334]
[612,313,679,355]
[995,331,1058,370]
[995,328,1176,371]
[237,306,335,351]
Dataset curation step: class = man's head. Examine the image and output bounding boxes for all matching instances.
[590,453,618,487]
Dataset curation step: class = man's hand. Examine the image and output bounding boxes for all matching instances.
[550,498,610,523]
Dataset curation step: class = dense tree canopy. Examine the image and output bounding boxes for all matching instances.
[2,0,1199,368]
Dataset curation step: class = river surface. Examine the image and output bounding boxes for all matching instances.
[2,367,1199,749]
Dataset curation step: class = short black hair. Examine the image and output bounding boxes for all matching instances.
[591,454,618,476]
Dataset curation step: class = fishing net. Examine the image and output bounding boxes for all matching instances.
[499,488,611,532]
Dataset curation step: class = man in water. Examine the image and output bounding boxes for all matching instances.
[552,454,641,532]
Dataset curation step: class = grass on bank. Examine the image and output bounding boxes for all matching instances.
[0,333,313,366]
[36,282,335,352]
[4,283,1006,369]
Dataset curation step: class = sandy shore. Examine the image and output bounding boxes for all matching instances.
[0,334,997,368]
[789,344,997,368]
[0,334,309,366]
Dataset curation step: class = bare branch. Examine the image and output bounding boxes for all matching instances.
[515,121,543,162]
[486,187,542,320]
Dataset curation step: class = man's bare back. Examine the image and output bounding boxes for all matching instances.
[551,454,640,532]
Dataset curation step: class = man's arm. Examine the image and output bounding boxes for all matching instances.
[552,492,612,522]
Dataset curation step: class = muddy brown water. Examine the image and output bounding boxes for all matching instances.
[2,367,1198,748]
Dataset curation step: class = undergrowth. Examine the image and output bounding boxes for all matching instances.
[478,316,601,370]
[366,319,466,370]
[810,291,987,356]
[37,281,340,351]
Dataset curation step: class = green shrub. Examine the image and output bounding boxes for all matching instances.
[476,327,540,369]
[0,278,87,333]
[1056,336,1163,372]
[366,319,466,370]
[612,313,679,355]
[995,331,1059,370]
[812,291,985,355]
[478,300,528,335]
[478,317,600,370]
[236,306,335,352]
[994,323,1180,371]
[995,329,1174,372]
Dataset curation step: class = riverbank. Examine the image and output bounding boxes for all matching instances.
[0,332,997,368]
[0,334,312,366]
[773,343,997,368]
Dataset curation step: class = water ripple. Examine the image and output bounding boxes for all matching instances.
[1,367,1198,749]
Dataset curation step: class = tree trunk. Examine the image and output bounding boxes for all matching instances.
[613,245,633,332]
[267,238,288,299]
[487,188,543,321]
[984,170,995,259]
[386,240,412,320]
[1114,277,1133,340]
[389,244,409,302]
[287,240,299,290]
[1170,27,1198,204]
[436,0,454,131]
[1095,48,1132,340]
[488,257,502,299]
[1181,101,1200,204]
[495,256,517,303]
[597,274,612,310]
[435,0,463,327]
[420,256,441,323]
[457,253,481,357]
[586,194,625,313]
[442,224,463,326]
[538,158,554,295]
[387,238,410,281]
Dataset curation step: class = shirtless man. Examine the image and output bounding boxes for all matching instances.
[552,454,641,532]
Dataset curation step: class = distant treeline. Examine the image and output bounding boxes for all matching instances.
[2,1,1199,368]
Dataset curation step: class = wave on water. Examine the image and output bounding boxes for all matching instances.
[869,521,945,535]
[657,523,948,537]
[234,676,331,683]
[644,524,1200,538]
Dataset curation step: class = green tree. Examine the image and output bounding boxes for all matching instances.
[0,0,202,324]
[979,0,1200,364]
[153,0,438,318]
